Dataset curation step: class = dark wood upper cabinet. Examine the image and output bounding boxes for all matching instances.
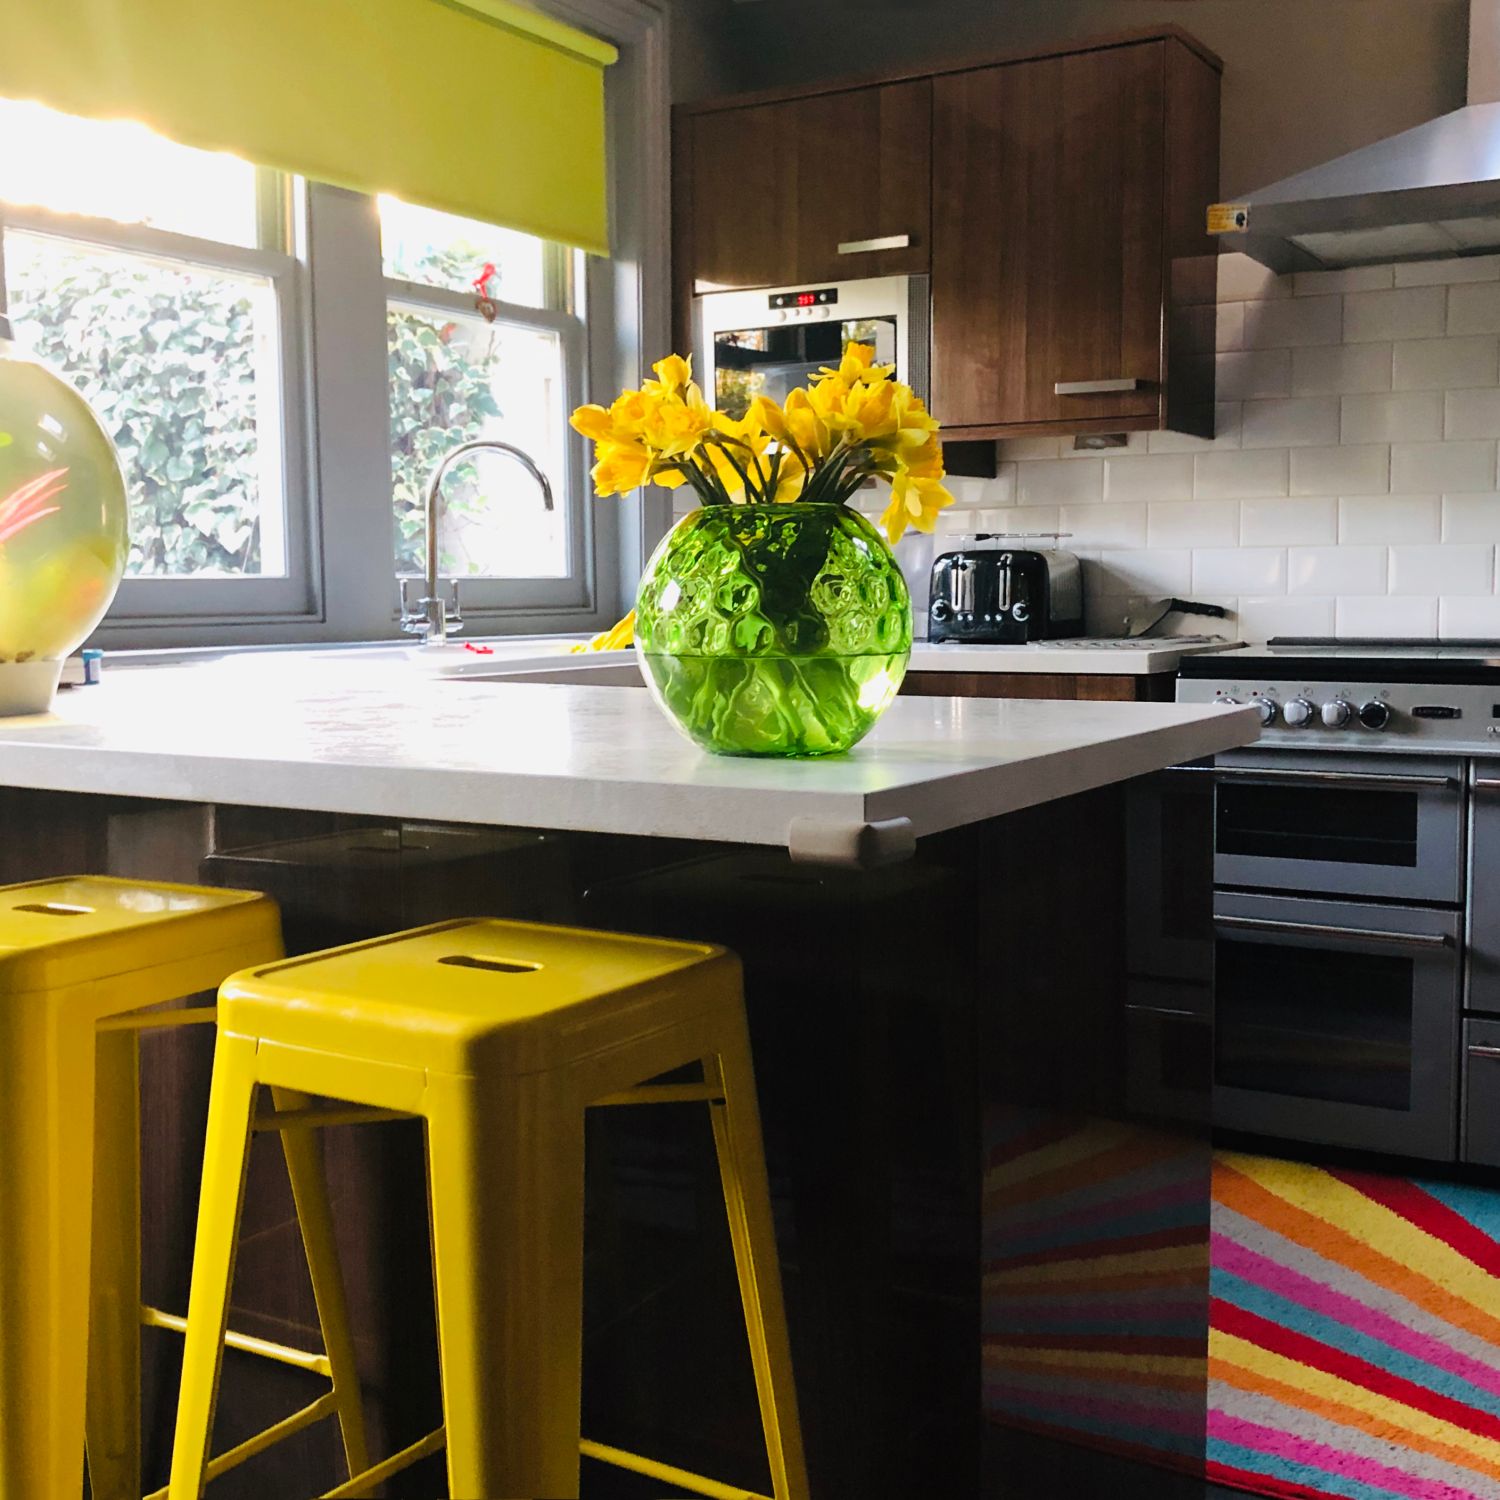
[676,79,932,302]
[673,27,1221,441]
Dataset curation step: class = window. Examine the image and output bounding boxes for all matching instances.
[0,98,309,619]
[0,98,609,643]
[381,198,588,607]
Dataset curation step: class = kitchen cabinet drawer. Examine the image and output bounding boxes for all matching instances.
[675,79,931,303]
[929,37,1219,438]
[1465,1019,1500,1168]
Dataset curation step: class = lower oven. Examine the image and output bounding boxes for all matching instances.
[1213,890,1462,1160]
[1211,751,1464,904]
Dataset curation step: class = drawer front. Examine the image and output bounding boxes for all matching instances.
[1464,1018,1500,1168]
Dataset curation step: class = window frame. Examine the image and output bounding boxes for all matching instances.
[0,0,668,650]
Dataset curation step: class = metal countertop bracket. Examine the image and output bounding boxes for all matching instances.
[786,816,917,869]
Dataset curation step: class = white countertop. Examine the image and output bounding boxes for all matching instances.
[0,659,1257,857]
[907,639,1242,675]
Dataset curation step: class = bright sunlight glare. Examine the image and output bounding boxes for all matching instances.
[0,98,258,247]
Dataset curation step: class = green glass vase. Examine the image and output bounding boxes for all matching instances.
[635,502,912,757]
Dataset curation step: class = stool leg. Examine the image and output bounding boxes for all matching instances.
[426,1072,587,1499]
[269,1084,370,1481]
[166,1031,259,1500]
[86,1026,143,1500]
[705,1034,812,1500]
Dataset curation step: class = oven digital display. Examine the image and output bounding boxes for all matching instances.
[768,288,838,310]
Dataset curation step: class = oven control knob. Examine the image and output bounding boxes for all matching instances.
[1359,700,1391,730]
[1321,698,1353,729]
[1250,697,1278,727]
[1283,697,1315,728]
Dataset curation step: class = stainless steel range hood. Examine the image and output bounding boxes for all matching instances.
[1210,0,1500,272]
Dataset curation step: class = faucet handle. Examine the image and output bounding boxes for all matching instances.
[444,579,464,634]
[398,576,426,632]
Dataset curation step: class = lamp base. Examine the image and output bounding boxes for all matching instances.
[0,660,65,716]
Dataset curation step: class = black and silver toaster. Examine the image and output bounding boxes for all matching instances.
[927,537,1084,644]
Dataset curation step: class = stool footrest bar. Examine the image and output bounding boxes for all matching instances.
[580,1437,774,1500]
[253,1103,416,1132]
[318,1426,447,1498]
[141,1305,333,1377]
[592,1083,726,1107]
[142,1392,340,1497]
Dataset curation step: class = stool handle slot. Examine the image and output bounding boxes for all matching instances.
[439,953,541,975]
[13,900,93,916]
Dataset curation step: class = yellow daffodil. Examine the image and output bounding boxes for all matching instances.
[879,470,956,544]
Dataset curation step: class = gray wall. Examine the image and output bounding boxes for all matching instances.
[693,0,1469,196]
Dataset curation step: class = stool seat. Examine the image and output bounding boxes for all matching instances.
[221,918,730,1074]
[171,917,810,1500]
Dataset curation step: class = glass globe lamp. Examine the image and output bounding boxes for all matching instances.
[0,318,128,714]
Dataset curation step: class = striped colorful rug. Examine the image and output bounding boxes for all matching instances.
[1209,1152,1500,1500]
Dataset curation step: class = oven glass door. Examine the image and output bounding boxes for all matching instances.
[1212,753,1463,904]
[710,316,900,419]
[1213,891,1460,1160]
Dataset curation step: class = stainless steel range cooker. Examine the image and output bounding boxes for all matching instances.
[1132,639,1500,1166]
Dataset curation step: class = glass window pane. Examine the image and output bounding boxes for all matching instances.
[389,304,568,580]
[379,195,548,309]
[0,98,258,247]
[5,231,286,578]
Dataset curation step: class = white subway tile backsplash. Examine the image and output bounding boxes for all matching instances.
[1196,448,1290,500]
[1242,296,1343,349]
[1392,336,1499,391]
[1446,388,1500,439]
[1218,253,1290,303]
[1390,440,1497,492]
[1396,255,1500,287]
[1192,547,1287,594]
[1340,391,1444,444]
[1292,343,1393,395]
[1293,266,1393,296]
[1240,396,1341,448]
[1058,503,1148,549]
[1338,494,1442,544]
[1289,444,1389,496]
[1102,453,1195,502]
[1344,286,1446,343]
[1389,543,1494,595]
[1288,545,1388,595]
[1095,549,1194,595]
[1217,350,1292,400]
[1147,402,1243,453]
[1441,494,1500,542]
[1336,596,1438,638]
[1016,458,1103,506]
[1216,302,1244,353]
[1439,596,1500,636]
[1237,595,1338,642]
[1448,281,1500,335]
[1239,496,1338,546]
[989,505,1062,535]
[1146,500,1241,548]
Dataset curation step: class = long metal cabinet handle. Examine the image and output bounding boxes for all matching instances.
[1126,1003,1204,1020]
[1215,914,1453,951]
[1200,766,1457,791]
[1469,1045,1500,1060]
[1474,778,1500,792]
[1054,378,1142,395]
[837,234,912,254]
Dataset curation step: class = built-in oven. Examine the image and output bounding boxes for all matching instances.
[1213,890,1461,1160]
[1211,750,1465,905]
[694,275,930,420]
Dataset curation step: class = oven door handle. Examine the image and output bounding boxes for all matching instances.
[1214,914,1454,951]
[1473,778,1500,793]
[1180,765,1458,791]
[1468,1045,1500,1060]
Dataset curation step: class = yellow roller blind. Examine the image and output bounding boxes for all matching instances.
[0,0,617,256]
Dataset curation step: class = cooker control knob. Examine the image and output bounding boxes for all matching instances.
[1321,698,1353,729]
[1283,697,1315,728]
[1359,700,1391,730]
[1250,697,1278,727]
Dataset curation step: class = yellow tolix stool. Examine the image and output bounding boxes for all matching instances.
[168,918,811,1500]
[0,875,368,1500]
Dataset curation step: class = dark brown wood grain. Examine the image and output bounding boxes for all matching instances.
[679,79,932,300]
[900,670,1167,702]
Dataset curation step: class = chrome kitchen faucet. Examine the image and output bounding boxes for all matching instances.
[399,438,555,647]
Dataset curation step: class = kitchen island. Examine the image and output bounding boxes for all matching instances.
[0,660,1256,1499]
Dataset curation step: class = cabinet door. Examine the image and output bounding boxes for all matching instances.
[932,44,1165,430]
[683,80,931,293]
